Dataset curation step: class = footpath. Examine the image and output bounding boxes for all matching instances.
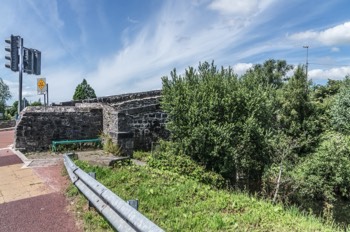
[0,129,81,232]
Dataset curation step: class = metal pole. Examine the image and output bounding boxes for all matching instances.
[46,83,49,106]
[18,37,23,115]
[303,45,309,78]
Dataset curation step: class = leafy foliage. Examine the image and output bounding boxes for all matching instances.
[30,101,42,106]
[148,141,227,188]
[246,59,293,88]
[262,133,298,203]
[0,78,11,115]
[330,77,350,135]
[100,133,122,156]
[161,61,281,183]
[6,101,18,117]
[73,79,96,100]
[161,60,350,222]
[292,132,350,202]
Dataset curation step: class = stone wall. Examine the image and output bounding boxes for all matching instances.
[0,120,16,129]
[82,90,161,104]
[119,103,169,151]
[76,95,169,155]
[15,106,103,152]
[15,90,168,155]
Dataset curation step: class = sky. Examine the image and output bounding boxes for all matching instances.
[1,0,350,105]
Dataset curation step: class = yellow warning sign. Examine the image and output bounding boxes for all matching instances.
[37,78,46,95]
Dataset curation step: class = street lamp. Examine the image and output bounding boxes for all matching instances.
[303,45,309,78]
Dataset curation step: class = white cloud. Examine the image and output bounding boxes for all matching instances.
[87,0,278,97]
[289,21,350,46]
[208,0,274,16]
[331,47,339,52]
[26,0,64,29]
[127,17,139,24]
[309,66,350,80]
[232,63,253,75]
[209,0,259,16]
[208,0,275,28]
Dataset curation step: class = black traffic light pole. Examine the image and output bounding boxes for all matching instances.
[18,37,23,115]
[5,35,41,116]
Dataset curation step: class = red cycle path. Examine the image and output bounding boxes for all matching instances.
[0,130,14,148]
[0,130,82,232]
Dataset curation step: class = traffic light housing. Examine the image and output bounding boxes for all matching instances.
[23,48,41,75]
[5,35,19,72]
[33,49,41,75]
[23,47,33,74]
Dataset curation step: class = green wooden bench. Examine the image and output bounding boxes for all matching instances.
[52,138,101,152]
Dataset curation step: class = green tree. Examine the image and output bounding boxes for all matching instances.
[30,101,42,106]
[0,78,11,117]
[247,59,293,88]
[312,79,343,103]
[73,79,96,100]
[292,132,350,202]
[276,66,321,154]
[162,62,240,181]
[8,101,18,117]
[161,61,278,183]
[330,76,350,135]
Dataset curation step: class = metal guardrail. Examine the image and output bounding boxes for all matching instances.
[63,153,164,232]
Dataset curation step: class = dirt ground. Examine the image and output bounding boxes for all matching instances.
[23,149,129,167]
[24,149,110,159]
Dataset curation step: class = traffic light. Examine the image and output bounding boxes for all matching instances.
[4,35,19,72]
[33,49,41,75]
[23,47,33,74]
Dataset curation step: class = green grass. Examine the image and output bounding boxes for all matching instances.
[66,160,344,232]
[132,151,151,162]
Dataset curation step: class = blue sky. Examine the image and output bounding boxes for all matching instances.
[1,0,350,105]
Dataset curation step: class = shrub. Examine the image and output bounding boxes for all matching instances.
[148,141,227,189]
[330,77,350,135]
[132,151,151,162]
[292,132,350,202]
[100,133,122,156]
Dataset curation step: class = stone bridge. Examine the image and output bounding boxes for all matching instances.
[15,90,169,155]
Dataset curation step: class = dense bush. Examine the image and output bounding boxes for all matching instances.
[148,141,227,189]
[160,60,350,223]
[331,77,350,135]
[292,132,350,202]
[161,61,279,183]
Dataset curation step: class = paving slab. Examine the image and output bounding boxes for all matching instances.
[0,163,54,203]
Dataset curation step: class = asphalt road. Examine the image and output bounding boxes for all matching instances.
[0,129,82,232]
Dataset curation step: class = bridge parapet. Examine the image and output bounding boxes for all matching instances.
[15,90,168,155]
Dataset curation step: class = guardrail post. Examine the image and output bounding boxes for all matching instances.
[88,172,96,209]
[127,199,139,211]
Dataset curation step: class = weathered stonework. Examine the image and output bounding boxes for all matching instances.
[76,90,168,155]
[15,106,103,152]
[15,90,168,155]
[0,120,16,129]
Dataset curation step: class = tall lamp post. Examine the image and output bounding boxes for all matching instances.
[303,45,309,78]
